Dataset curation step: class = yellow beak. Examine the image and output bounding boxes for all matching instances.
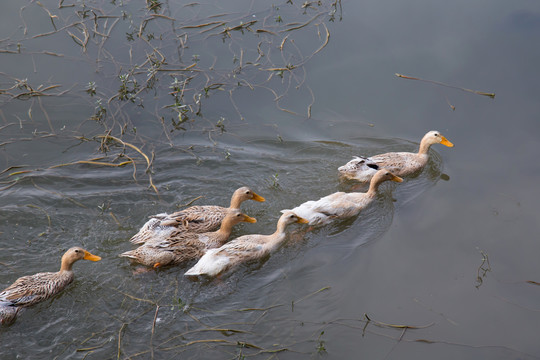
[392,175,404,183]
[252,192,265,202]
[296,217,309,224]
[440,136,454,147]
[83,251,101,262]
[243,215,257,223]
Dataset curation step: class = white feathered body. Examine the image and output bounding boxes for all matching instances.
[290,192,374,226]
[185,211,305,277]
[337,156,380,182]
[184,233,285,277]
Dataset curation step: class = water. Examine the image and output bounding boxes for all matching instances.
[1,0,540,359]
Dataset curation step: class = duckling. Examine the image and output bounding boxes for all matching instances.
[338,131,454,182]
[121,210,257,268]
[288,169,403,226]
[0,247,101,325]
[184,211,308,277]
[130,187,265,245]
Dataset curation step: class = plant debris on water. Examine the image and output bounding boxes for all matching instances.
[0,0,341,194]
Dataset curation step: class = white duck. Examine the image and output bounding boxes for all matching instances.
[288,169,403,226]
[184,211,308,277]
[338,131,454,182]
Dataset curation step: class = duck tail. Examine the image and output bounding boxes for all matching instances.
[119,250,137,259]
[129,233,146,244]
[184,268,200,276]
[0,303,19,326]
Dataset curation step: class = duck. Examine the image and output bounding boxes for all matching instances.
[0,247,101,325]
[184,211,308,277]
[120,210,257,268]
[338,131,454,182]
[130,186,265,244]
[287,169,403,226]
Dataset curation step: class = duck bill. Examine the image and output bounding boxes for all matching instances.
[296,217,309,224]
[252,192,265,202]
[392,175,404,183]
[440,136,454,147]
[83,251,101,261]
[244,215,257,223]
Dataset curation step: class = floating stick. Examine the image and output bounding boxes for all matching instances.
[395,73,495,98]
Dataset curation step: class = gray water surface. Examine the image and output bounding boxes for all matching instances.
[1,0,539,359]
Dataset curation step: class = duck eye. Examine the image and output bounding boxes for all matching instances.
[245,191,251,194]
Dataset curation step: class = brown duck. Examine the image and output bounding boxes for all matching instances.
[121,210,257,268]
[338,131,454,182]
[0,247,101,325]
[130,186,265,244]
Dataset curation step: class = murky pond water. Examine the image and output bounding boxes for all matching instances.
[1,0,540,359]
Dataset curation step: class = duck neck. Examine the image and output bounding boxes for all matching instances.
[215,220,235,239]
[265,231,286,249]
[367,180,382,197]
[229,195,242,209]
[60,257,75,272]
[272,219,289,238]
[418,139,432,155]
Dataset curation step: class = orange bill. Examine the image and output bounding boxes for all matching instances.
[296,216,309,224]
[440,136,454,147]
[83,251,101,261]
[252,192,265,202]
[243,215,257,223]
[392,175,404,183]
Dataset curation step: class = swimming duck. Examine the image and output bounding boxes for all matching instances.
[0,247,101,325]
[130,186,265,244]
[120,210,257,268]
[338,131,454,182]
[288,169,403,226]
[184,211,308,277]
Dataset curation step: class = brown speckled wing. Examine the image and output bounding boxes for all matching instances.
[130,205,230,244]
[123,237,214,267]
[372,152,427,176]
[170,240,208,264]
[164,205,228,233]
[1,271,73,307]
